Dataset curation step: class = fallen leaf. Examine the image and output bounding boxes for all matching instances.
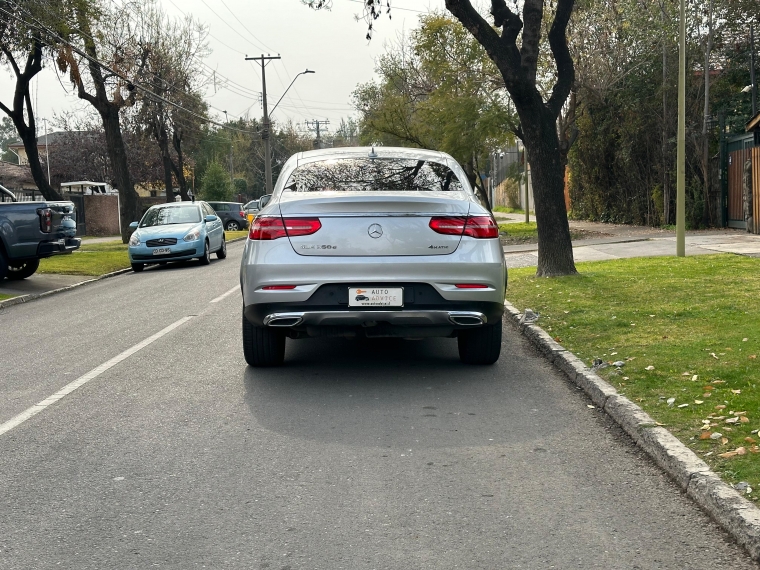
[678,403,689,408]
[700,431,713,440]
[645,365,655,371]
[713,380,726,384]
[741,416,750,423]
[722,437,729,445]
[703,392,712,397]
[704,386,714,391]
[587,405,595,409]
[649,314,655,317]
[682,372,691,376]
[734,411,747,416]
[732,389,742,394]
[745,437,757,444]
[752,446,760,453]
[710,432,723,440]
[694,400,704,404]
[743,338,749,342]
[666,397,676,406]
[716,405,727,410]
[692,375,699,382]
[726,417,740,424]
[719,450,739,459]
[737,447,747,455]
[711,353,719,359]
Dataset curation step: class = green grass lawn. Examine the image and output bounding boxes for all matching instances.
[0,293,14,301]
[506,254,760,498]
[38,240,130,276]
[493,206,527,214]
[38,231,247,277]
[499,222,537,239]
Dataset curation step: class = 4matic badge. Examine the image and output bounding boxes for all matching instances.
[428,245,450,249]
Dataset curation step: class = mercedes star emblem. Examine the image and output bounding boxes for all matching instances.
[368,223,383,239]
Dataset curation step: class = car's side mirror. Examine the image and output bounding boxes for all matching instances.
[129,221,139,229]
[205,215,217,223]
[259,194,272,208]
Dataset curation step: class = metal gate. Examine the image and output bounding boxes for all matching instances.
[65,194,86,235]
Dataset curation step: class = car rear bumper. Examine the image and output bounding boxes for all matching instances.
[36,237,81,257]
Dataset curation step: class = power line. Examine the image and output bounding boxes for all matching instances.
[1,2,258,135]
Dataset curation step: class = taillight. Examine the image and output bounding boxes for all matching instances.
[429,216,466,235]
[37,208,52,233]
[429,216,499,239]
[249,217,321,240]
[239,210,246,218]
[463,216,499,238]
[284,218,321,236]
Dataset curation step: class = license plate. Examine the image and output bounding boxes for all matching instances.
[348,287,403,307]
[152,248,171,255]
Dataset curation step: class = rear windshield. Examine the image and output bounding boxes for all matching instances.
[283,158,465,193]
[140,205,201,227]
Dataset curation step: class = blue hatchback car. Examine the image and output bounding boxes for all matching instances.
[128,201,226,272]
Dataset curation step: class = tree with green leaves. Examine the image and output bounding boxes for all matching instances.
[304,0,578,276]
[199,161,232,201]
[352,13,515,208]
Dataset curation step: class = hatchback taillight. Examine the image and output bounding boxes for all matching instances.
[249,217,322,240]
[429,216,498,239]
[239,210,246,218]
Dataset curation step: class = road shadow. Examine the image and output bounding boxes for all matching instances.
[241,332,572,449]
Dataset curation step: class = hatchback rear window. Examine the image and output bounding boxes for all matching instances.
[283,158,464,193]
[140,205,201,227]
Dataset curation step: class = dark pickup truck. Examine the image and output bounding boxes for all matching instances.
[0,184,80,280]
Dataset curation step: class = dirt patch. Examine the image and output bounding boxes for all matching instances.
[500,228,612,246]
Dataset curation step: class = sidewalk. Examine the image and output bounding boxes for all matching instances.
[495,212,760,268]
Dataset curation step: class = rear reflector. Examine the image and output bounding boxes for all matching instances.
[262,285,297,290]
[249,217,321,240]
[454,284,489,289]
[429,216,499,239]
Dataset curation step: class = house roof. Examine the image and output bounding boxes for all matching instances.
[0,160,36,188]
[7,131,72,149]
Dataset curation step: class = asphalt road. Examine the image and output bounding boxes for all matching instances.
[1,241,757,569]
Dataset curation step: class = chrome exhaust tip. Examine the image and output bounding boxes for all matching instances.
[448,311,486,326]
[263,313,304,327]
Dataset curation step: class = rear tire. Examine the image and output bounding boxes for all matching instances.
[216,236,227,259]
[199,240,211,265]
[225,220,240,231]
[458,320,503,365]
[242,314,286,367]
[131,263,144,272]
[6,258,39,280]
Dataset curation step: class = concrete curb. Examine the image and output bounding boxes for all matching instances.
[504,300,760,562]
[0,236,248,311]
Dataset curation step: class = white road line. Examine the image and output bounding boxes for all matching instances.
[210,285,240,303]
[0,316,194,438]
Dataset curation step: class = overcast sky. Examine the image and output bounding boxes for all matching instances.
[2,0,449,136]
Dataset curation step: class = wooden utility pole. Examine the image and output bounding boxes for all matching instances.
[245,54,281,195]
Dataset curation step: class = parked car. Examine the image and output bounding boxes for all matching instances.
[0,184,80,280]
[239,147,507,367]
[243,199,260,226]
[206,201,249,232]
[128,201,226,272]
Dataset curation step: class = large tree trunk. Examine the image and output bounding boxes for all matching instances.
[100,106,139,242]
[171,129,190,201]
[520,103,576,276]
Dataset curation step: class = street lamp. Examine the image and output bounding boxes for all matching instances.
[271,69,315,116]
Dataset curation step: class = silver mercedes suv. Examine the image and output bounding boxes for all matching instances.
[240,147,506,366]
